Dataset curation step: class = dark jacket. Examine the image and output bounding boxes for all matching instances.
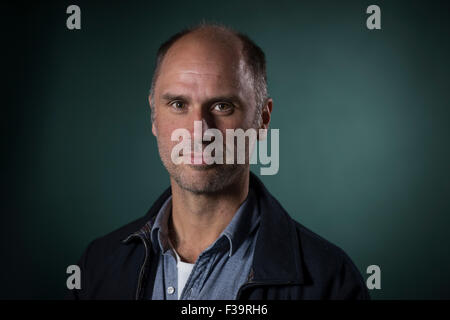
[68,173,370,300]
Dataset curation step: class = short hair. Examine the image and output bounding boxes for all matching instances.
[149,23,268,123]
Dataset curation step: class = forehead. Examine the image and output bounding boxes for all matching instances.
[155,34,253,97]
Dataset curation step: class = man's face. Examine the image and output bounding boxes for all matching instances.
[150,33,260,194]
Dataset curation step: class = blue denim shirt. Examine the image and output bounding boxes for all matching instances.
[149,188,260,300]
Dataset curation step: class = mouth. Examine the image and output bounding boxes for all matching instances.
[176,152,218,168]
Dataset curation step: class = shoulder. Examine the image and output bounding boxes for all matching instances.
[85,186,172,256]
[82,214,149,260]
[291,218,370,299]
[293,219,352,268]
[67,215,151,299]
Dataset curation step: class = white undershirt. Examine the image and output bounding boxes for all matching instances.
[169,240,195,299]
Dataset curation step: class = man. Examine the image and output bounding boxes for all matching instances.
[69,23,369,300]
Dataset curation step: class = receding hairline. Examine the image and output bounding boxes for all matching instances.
[154,25,247,84]
[174,25,244,48]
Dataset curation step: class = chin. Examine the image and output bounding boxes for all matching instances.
[170,164,241,194]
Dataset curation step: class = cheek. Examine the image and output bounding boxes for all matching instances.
[217,110,254,131]
[156,122,177,142]
[155,118,191,152]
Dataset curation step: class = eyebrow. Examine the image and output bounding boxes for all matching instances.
[161,92,243,107]
[161,93,191,102]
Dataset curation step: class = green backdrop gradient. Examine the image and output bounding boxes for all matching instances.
[2,0,450,299]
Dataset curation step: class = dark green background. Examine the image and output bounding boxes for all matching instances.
[2,0,450,299]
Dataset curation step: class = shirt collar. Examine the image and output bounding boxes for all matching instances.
[150,188,260,257]
[150,196,173,254]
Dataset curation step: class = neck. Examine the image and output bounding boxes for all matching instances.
[168,170,250,263]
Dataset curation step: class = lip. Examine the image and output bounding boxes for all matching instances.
[178,152,216,165]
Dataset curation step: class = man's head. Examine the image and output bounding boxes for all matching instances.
[149,23,272,194]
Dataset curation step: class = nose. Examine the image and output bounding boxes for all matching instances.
[190,106,214,137]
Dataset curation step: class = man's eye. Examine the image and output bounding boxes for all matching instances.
[170,101,185,110]
[213,103,232,112]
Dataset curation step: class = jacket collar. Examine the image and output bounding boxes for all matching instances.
[248,173,305,284]
[122,172,305,285]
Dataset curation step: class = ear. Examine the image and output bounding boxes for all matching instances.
[260,98,273,129]
[149,94,157,137]
[257,98,273,140]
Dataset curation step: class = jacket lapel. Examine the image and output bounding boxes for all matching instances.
[249,173,306,285]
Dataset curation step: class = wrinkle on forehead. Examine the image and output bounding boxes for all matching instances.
[159,59,249,89]
[165,61,239,76]
[164,61,240,80]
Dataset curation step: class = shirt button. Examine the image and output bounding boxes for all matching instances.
[167,286,175,295]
